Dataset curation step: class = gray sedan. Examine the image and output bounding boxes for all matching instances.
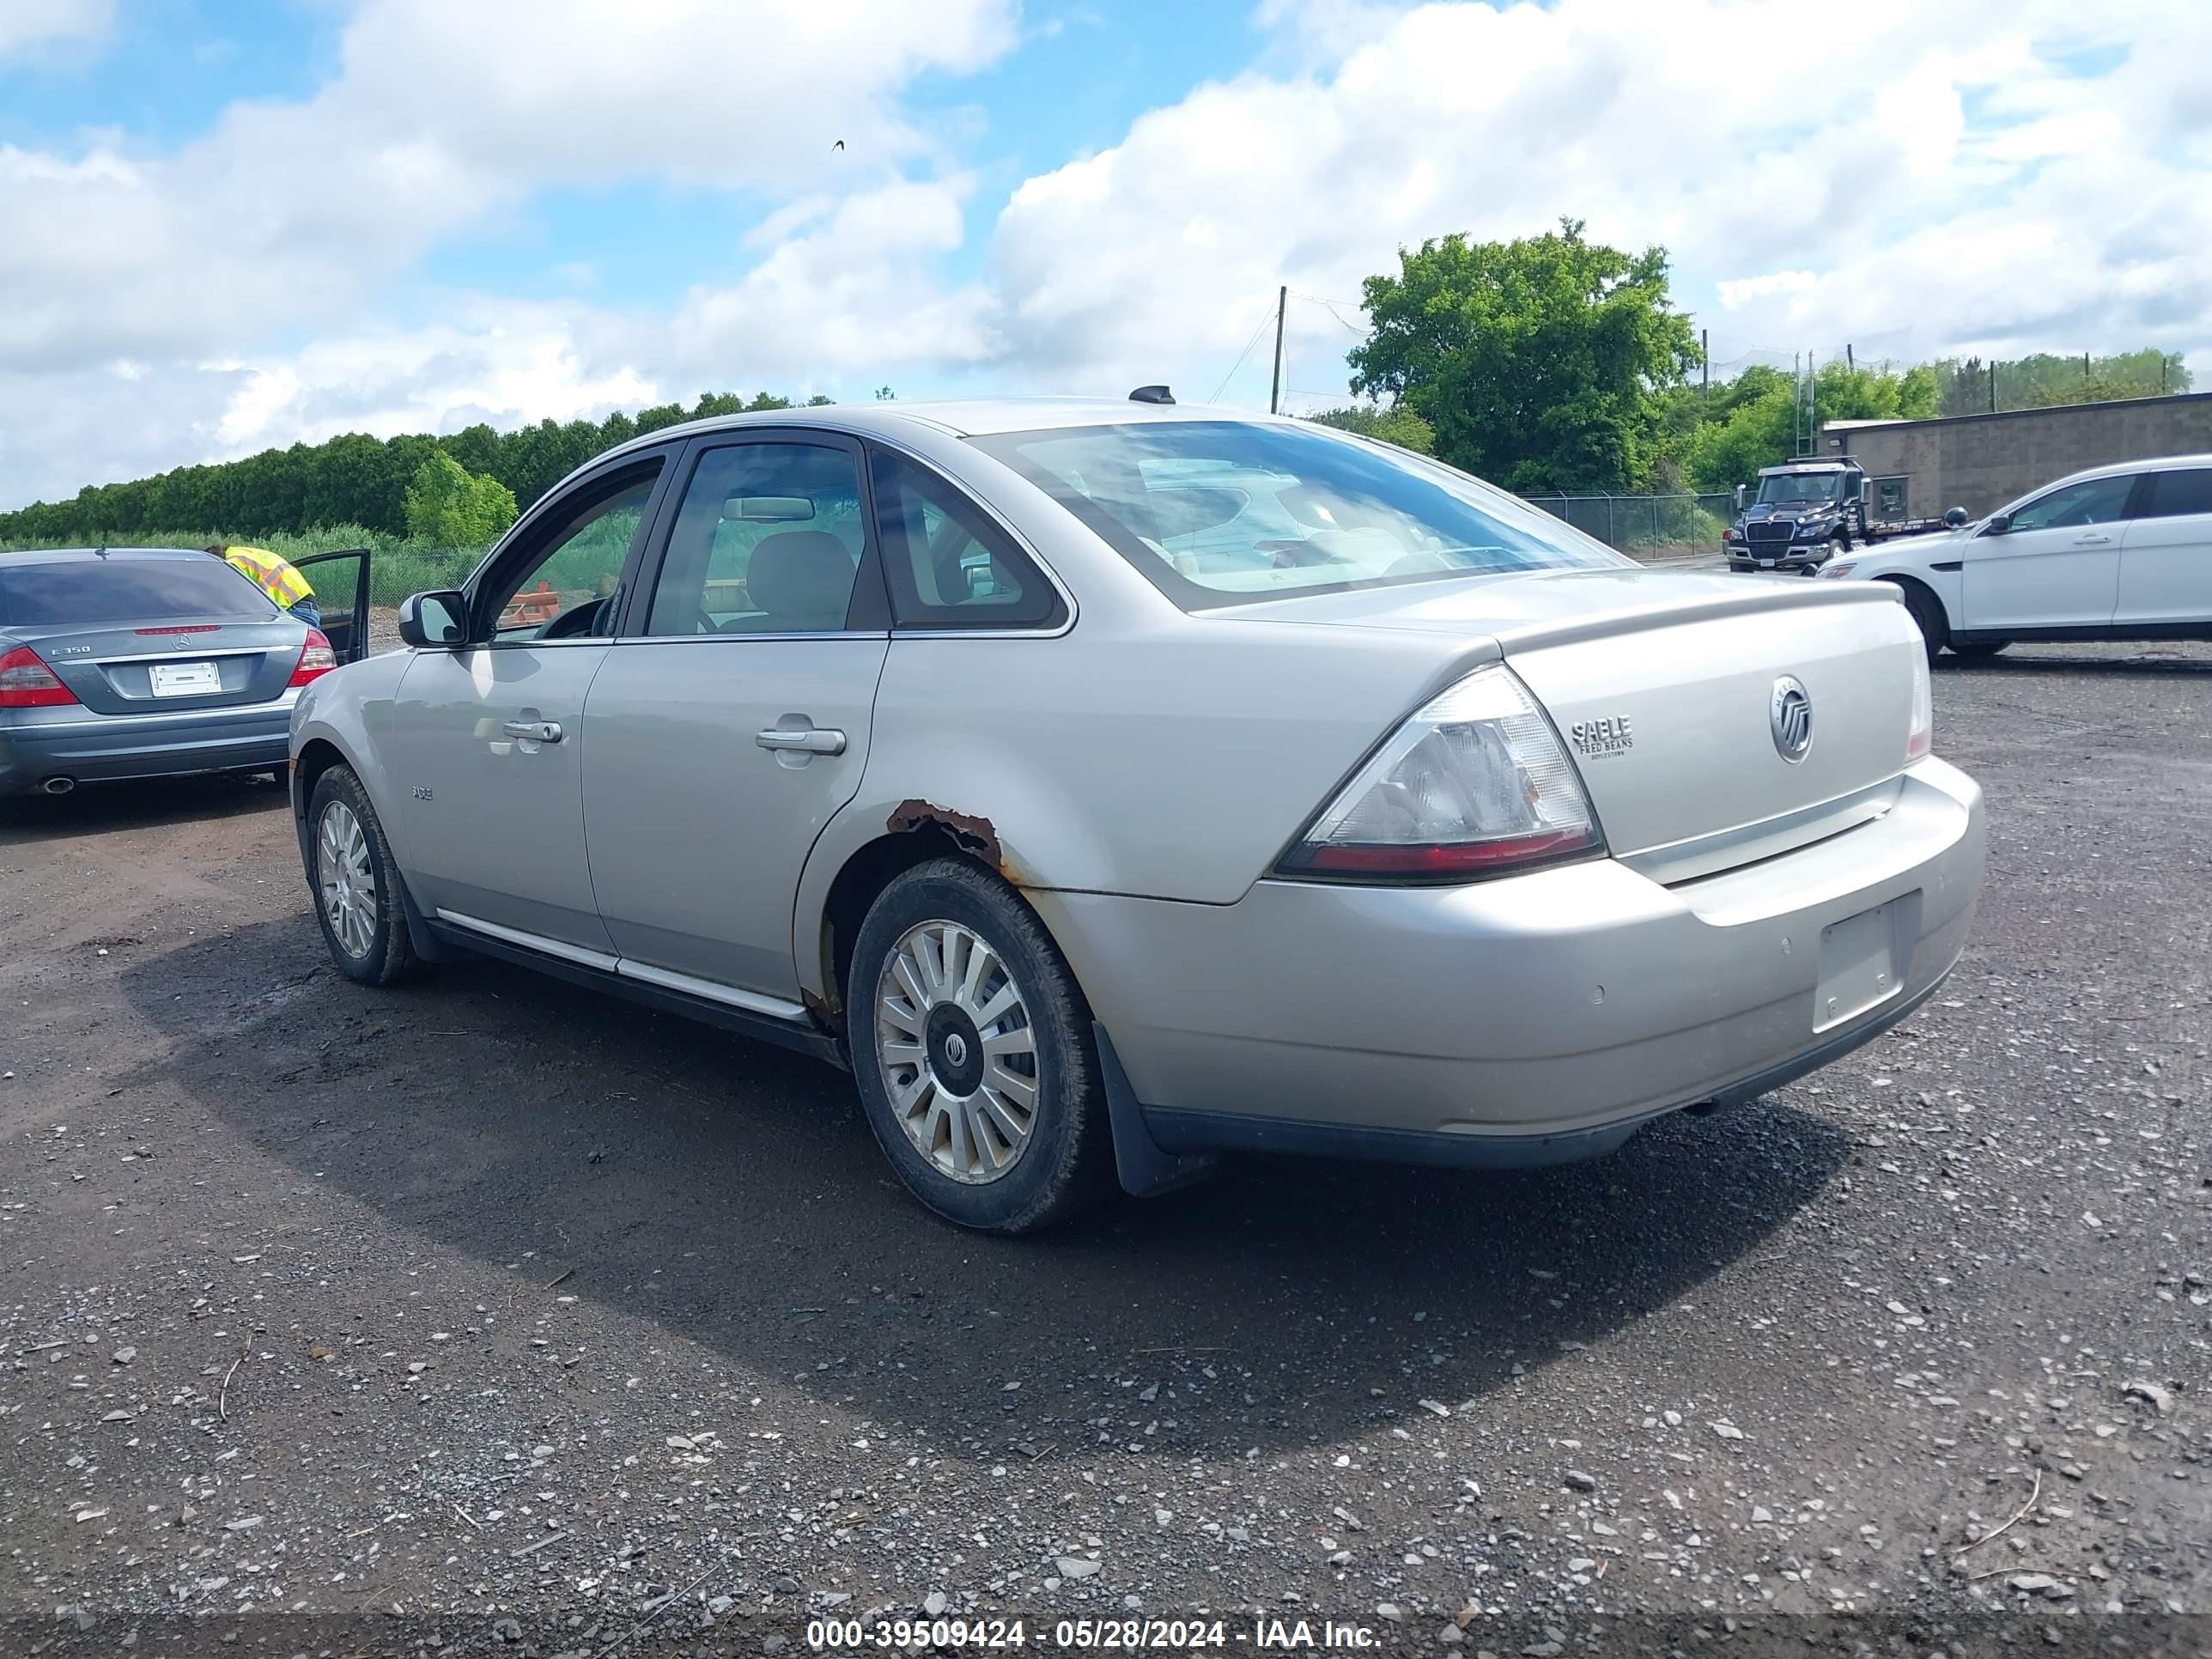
[2,546,368,796]
[289,397,1986,1233]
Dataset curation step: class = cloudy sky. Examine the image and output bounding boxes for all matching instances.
[3,0,2207,511]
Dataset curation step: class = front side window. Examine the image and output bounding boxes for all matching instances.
[870,450,1062,629]
[487,466,662,641]
[2005,475,2133,533]
[2140,468,2212,520]
[644,443,866,636]
[969,420,1622,610]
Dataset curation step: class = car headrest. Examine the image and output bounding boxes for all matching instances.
[744,531,855,627]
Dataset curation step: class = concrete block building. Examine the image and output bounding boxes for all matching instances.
[1820,391,2212,523]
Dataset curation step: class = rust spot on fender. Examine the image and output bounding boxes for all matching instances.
[887,799,1001,861]
[886,799,1032,886]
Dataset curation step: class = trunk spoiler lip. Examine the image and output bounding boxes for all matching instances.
[1486,578,1900,657]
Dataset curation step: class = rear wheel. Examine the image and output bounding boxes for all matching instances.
[1890,580,1948,665]
[1950,640,2010,659]
[308,766,418,987]
[847,858,1108,1234]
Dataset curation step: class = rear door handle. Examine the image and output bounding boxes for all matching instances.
[756,726,847,756]
[502,720,563,744]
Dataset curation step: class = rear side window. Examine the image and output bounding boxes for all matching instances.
[0,556,275,628]
[969,420,1621,611]
[2139,469,2212,520]
[869,449,1064,629]
[644,443,868,636]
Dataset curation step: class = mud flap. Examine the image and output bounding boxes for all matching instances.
[395,869,457,964]
[1093,1023,1218,1198]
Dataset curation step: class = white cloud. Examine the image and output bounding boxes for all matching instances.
[5,0,2212,514]
[0,0,111,58]
[641,179,999,386]
[985,0,2212,402]
[1717,272,1820,310]
[0,0,1018,376]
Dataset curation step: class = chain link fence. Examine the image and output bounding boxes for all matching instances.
[1520,492,1732,560]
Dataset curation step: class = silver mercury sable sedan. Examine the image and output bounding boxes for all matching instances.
[289,393,1985,1233]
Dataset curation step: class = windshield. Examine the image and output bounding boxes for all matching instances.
[1754,472,1845,508]
[0,556,277,629]
[969,421,1624,610]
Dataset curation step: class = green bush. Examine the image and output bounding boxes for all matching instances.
[404,454,518,546]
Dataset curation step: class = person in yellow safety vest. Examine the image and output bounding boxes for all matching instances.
[206,544,319,629]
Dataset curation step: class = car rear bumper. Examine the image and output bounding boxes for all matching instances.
[0,696,297,793]
[1039,757,1984,1170]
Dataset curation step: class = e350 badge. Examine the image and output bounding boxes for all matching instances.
[1569,714,1634,757]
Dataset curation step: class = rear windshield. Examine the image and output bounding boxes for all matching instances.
[0,556,276,628]
[968,420,1624,609]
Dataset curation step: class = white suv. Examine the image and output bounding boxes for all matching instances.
[1820,455,2212,660]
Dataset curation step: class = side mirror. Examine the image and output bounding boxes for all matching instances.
[1983,512,2010,536]
[1859,479,1872,506]
[1943,507,1968,529]
[398,590,468,649]
[1733,483,1746,510]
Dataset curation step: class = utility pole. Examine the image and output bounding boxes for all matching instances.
[1269,285,1286,416]
[1701,328,1709,404]
[1845,343,1854,372]
[1989,361,1997,414]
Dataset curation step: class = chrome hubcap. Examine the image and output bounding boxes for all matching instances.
[875,920,1040,1184]
[317,801,377,959]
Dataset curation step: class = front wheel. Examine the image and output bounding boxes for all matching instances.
[1891,581,1949,665]
[847,858,1109,1233]
[307,766,419,986]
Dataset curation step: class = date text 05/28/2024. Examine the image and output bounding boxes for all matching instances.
[805,1618,1382,1650]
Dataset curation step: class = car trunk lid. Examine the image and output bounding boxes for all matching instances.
[21,619,307,715]
[1218,567,1922,878]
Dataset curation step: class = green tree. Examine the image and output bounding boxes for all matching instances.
[1347,219,1701,492]
[1684,361,1940,493]
[1934,349,2189,415]
[403,453,519,546]
[1304,405,1437,454]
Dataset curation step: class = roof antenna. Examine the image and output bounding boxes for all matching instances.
[1127,385,1175,405]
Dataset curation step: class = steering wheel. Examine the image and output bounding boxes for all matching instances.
[539,598,607,640]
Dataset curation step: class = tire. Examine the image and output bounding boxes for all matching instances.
[1950,640,2009,659]
[1890,580,1948,665]
[847,858,1109,1234]
[307,765,419,987]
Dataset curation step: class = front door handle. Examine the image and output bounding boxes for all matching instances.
[502,720,564,744]
[756,726,847,756]
[2074,533,2113,545]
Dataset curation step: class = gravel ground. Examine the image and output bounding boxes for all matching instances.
[2,641,2207,1657]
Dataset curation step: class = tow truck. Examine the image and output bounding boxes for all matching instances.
[1723,459,1966,573]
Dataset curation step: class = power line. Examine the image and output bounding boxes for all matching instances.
[1291,292,1371,337]
[1210,303,1279,404]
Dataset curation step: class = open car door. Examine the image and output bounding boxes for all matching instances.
[287,547,372,663]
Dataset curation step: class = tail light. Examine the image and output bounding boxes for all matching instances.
[1905,647,1932,762]
[1277,665,1604,882]
[0,645,78,708]
[289,629,337,687]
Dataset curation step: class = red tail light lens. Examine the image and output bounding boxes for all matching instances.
[1277,665,1604,883]
[289,629,337,687]
[0,645,78,708]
